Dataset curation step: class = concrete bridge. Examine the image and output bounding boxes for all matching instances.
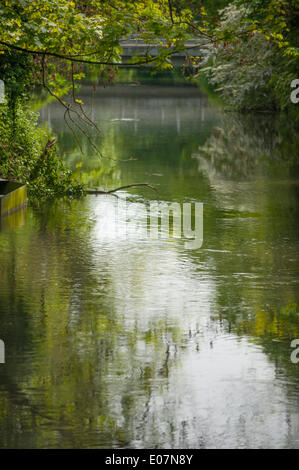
[120,40,205,67]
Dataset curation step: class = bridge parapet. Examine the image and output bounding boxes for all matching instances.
[119,40,207,66]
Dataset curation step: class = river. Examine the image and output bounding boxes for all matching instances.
[0,83,299,448]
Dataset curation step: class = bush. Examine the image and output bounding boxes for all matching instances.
[0,103,85,199]
[202,4,298,111]
[0,50,84,199]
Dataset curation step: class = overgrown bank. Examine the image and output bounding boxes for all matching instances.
[0,0,298,201]
[0,51,84,198]
[0,104,85,199]
[200,2,299,111]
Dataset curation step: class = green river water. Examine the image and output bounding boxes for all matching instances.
[0,83,299,448]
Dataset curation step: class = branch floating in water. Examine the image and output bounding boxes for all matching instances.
[86,183,157,195]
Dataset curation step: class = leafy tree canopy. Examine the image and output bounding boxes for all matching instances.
[0,0,204,66]
[0,0,297,95]
[0,0,298,198]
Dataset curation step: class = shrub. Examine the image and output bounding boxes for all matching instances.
[202,4,299,111]
[0,103,84,199]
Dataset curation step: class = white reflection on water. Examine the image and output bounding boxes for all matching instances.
[89,195,299,449]
[91,194,203,249]
[9,84,296,449]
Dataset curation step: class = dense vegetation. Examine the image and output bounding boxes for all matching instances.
[0,50,84,197]
[0,0,298,198]
[202,1,299,110]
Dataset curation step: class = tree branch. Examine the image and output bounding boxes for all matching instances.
[86,183,157,194]
[0,40,175,67]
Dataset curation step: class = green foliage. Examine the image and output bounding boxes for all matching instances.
[0,26,85,199]
[202,3,299,110]
[0,50,33,105]
[0,0,197,69]
[0,103,84,199]
[235,0,299,54]
[0,0,206,200]
[0,0,298,201]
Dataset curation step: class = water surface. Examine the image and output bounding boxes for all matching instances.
[0,84,299,448]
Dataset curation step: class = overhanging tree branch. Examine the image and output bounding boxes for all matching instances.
[0,40,182,67]
[86,183,157,194]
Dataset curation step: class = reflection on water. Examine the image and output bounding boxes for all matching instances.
[0,85,299,449]
[0,206,27,231]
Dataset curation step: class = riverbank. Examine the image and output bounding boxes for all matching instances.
[1,83,299,448]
